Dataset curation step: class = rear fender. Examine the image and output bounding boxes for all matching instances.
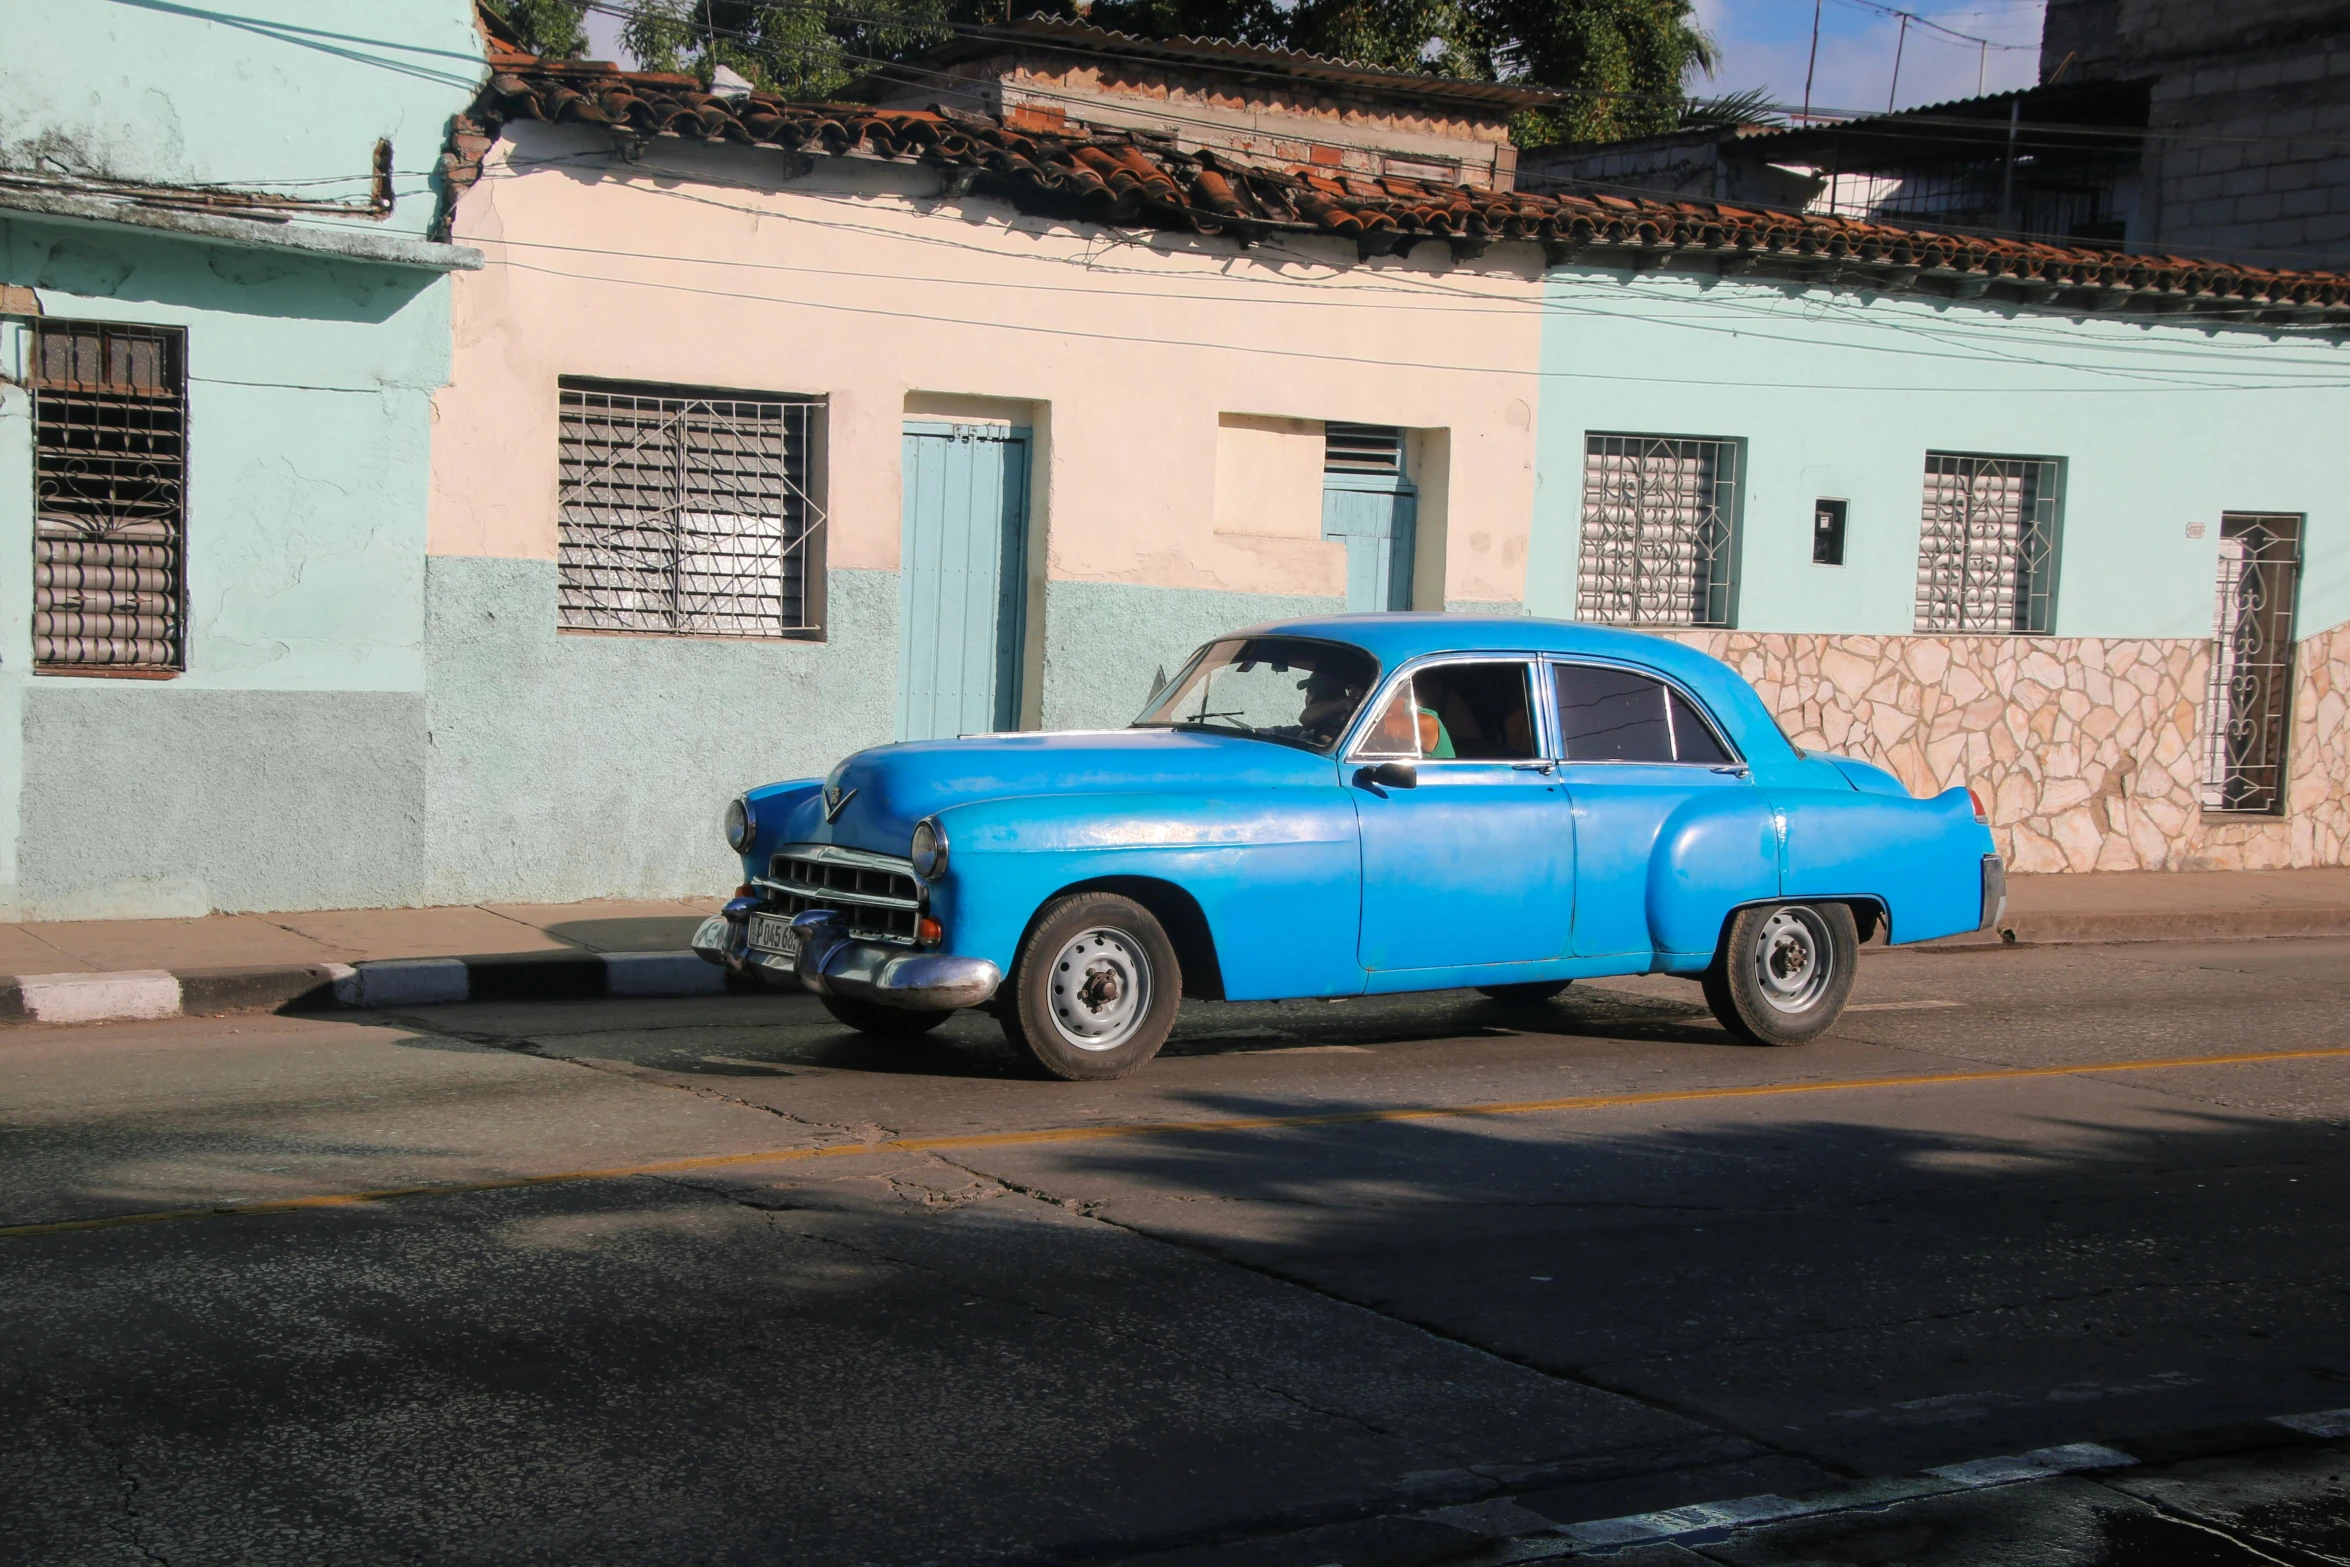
[1646,790,1784,957]
[1776,785,1993,944]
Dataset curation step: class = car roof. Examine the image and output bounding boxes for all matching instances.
[1228,613,1720,682]
[1223,612,1811,777]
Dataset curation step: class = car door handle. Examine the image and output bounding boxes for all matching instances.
[1512,761,1556,776]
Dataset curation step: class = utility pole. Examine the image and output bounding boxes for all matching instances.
[1803,0,1823,123]
[1999,95,2021,234]
[1888,14,1908,113]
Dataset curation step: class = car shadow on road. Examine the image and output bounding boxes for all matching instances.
[9,1078,2350,1567]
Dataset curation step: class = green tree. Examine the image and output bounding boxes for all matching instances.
[591,0,1722,144]
[1486,0,1719,143]
[488,0,592,58]
[620,0,1034,100]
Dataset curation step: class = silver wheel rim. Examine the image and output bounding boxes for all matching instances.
[1753,907,1832,1014]
[1046,927,1152,1052]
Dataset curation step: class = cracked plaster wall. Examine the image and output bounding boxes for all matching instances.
[1673,624,2350,873]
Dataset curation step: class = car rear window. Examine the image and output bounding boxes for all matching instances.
[1552,664,1734,765]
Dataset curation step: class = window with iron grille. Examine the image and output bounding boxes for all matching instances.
[1575,434,1738,628]
[2200,514,2302,815]
[1324,423,1404,475]
[29,321,188,672]
[1913,452,2062,634]
[556,378,825,638]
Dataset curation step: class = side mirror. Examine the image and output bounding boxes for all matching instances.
[1355,760,1418,793]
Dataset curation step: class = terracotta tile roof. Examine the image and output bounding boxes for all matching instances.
[454,63,2350,321]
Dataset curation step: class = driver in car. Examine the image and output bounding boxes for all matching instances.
[1296,665,1370,747]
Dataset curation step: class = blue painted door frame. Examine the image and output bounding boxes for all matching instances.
[1322,471,1417,612]
[898,422,1032,740]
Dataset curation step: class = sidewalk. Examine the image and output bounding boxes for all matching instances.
[1,869,2347,1027]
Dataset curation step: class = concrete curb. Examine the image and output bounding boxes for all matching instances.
[1108,1407,2350,1566]
[1913,903,2350,950]
[0,949,739,1027]
[3,904,2346,1027]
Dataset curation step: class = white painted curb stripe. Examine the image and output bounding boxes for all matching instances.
[1548,1440,2140,1553]
[2273,1407,2350,1438]
[17,970,183,1024]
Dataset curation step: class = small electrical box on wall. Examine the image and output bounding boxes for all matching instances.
[1813,498,1848,566]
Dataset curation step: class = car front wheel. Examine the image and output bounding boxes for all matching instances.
[1702,902,1858,1046]
[1001,893,1182,1081]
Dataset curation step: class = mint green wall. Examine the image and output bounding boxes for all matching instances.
[0,221,454,917]
[1039,581,1344,731]
[0,0,480,919]
[0,0,482,240]
[1530,268,2350,640]
[422,559,903,905]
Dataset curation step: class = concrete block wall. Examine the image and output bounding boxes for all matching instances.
[2070,0,2350,268]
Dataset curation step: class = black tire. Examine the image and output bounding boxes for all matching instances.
[1702,902,1858,1046]
[819,994,954,1037]
[1477,980,1572,1004]
[1000,892,1182,1081]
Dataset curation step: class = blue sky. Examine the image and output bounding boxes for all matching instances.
[1695,0,2047,117]
[583,0,2052,119]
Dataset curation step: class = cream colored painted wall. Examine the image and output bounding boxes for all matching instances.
[1212,414,1329,545]
[430,126,1545,605]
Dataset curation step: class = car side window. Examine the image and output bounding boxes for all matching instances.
[1551,663,1675,762]
[1405,663,1537,761]
[1669,688,1734,765]
[1355,677,1423,759]
[1353,663,1538,761]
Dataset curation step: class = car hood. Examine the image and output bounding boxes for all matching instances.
[771,728,1342,855]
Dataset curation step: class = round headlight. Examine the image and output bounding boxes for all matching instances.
[724,795,755,854]
[910,817,947,880]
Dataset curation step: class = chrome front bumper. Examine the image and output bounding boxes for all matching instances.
[691,903,1001,1012]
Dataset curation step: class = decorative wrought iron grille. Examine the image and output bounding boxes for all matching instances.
[1575,434,1738,628]
[1913,452,2061,634]
[2200,514,2302,815]
[557,380,824,638]
[29,321,188,671]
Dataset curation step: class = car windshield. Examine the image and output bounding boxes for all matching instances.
[1132,636,1379,753]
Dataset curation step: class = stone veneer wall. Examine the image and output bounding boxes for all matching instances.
[1670,622,2350,874]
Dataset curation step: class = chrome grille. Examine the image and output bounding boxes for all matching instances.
[761,846,920,944]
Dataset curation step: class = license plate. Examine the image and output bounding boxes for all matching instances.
[747,913,800,961]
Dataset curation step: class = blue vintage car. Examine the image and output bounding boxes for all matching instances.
[693,615,2004,1079]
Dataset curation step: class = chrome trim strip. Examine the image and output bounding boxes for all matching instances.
[753,875,920,911]
[772,842,916,875]
[789,910,1001,1011]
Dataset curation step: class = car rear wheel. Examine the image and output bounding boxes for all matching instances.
[1001,893,1182,1081]
[1702,902,1857,1046]
[1477,980,1572,1004]
[819,994,955,1037]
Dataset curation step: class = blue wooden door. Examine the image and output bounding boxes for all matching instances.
[898,422,1031,740]
[1322,472,1417,611]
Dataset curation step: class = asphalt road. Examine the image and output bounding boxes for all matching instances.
[6,936,2350,1566]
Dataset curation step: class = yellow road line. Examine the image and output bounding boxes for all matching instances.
[8,1043,2348,1241]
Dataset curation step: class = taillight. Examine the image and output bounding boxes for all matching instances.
[1966,787,1988,824]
